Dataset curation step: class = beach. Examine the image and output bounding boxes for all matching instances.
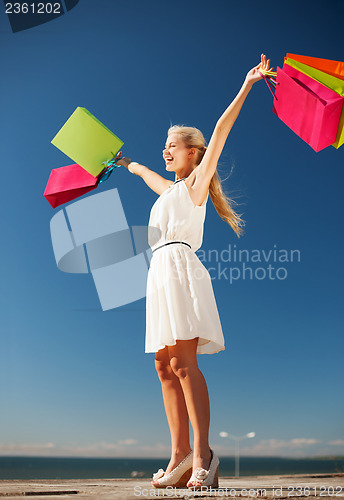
[0,472,343,499]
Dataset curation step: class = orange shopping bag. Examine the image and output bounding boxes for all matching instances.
[286,53,344,81]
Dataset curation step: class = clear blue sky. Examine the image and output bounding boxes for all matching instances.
[1,0,343,459]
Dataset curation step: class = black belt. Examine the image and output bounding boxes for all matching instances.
[152,241,191,253]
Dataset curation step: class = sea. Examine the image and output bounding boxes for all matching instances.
[0,456,343,480]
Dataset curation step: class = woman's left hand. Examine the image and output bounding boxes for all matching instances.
[245,53,272,86]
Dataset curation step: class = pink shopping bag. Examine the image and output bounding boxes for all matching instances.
[44,163,99,208]
[272,64,344,152]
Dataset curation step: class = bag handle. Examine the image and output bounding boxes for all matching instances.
[97,152,121,184]
[259,67,278,98]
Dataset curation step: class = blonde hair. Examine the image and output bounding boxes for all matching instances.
[168,125,245,238]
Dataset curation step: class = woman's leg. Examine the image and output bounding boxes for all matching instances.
[168,338,212,472]
[154,346,192,476]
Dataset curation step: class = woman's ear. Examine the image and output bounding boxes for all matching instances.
[188,147,197,159]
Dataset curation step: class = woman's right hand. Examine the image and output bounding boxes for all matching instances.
[114,151,132,168]
[244,53,272,87]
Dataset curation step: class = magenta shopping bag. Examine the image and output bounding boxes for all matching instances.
[44,163,99,208]
[272,64,344,152]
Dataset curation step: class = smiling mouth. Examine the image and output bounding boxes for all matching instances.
[165,157,173,163]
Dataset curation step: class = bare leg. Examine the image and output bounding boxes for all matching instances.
[153,345,192,477]
[168,338,212,475]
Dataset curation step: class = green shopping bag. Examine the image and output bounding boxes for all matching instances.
[284,57,344,149]
[51,107,124,176]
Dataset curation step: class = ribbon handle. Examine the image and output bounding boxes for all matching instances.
[259,67,278,99]
[97,152,122,184]
[259,67,277,78]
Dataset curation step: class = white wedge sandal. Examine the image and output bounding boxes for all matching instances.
[151,449,193,488]
[187,448,219,490]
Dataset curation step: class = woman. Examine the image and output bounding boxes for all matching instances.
[117,54,271,490]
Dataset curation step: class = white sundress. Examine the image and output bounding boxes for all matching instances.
[145,178,225,355]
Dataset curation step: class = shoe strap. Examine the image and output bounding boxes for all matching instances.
[152,468,165,481]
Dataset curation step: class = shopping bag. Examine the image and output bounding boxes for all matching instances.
[286,53,344,81]
[272,64,344,152]
[51,107,124,176]
[44,163,99,208]
[284,57,344,148]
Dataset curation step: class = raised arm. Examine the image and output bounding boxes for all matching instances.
[194,54,272,188]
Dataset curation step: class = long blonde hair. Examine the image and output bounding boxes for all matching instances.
[168,125,245,238]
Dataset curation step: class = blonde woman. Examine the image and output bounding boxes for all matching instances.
[117,54,271,490]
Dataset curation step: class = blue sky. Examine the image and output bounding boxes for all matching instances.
[0,0,343,459]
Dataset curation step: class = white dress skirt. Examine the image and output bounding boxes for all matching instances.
[145,178,225,355]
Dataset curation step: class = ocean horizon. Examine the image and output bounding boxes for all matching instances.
[0,455,343,480]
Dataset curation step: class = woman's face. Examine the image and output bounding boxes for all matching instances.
[163,133,194,172]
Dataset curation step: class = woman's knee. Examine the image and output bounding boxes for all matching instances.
[169,357,199,379]
[168,339,199,379]
[169,344,199,379]
[155,348,174,381]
